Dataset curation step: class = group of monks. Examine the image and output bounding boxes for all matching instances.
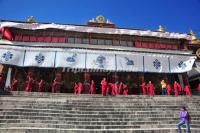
[0,72,200,96]
[7,72,63,93]
[141,80,193,96]
[74,78,128,96]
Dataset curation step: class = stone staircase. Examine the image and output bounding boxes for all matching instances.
[0,91,200,133]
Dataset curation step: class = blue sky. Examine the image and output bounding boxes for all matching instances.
[0,0,200,36]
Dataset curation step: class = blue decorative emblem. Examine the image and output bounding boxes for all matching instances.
[153,59,161,69]
[66,53,77,63]
[35,53,45,64]
[124,57,134,65]
[178,61,187,69]
[2,51,13,61]
[95,55,106,68]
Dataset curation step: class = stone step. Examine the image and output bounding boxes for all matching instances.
[0,127,199,133]
[2,107,198,112]
[1,109,199,114]
[0,119,200,125]
[1,100,198,105]
[1,115,200,121]
[0,92,199,133]
[0,123,200,129]
[3,92,200,100]
[1,110,200,117]
[1,112,200,118]
[2,101,198,106]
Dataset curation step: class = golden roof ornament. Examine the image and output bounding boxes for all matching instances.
[158,25,165,32]
[27,16,36,23]
[96,15,105,23]
[189,30,197,41]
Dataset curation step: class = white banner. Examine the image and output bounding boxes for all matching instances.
[0,49,24,66]
[144,54,170,73]
[86,53,115,70]
[24,51,55,67]
[116,54,143,72]
[55,51,86,68]
[170,55,196,73]
[0,47,196,73]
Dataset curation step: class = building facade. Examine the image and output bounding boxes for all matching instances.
[0,16,196,94]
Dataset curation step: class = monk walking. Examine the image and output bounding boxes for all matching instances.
[112,82,118,96]
[38,79,44,92]
[8,78,18,91]
[123,83,128,95]
[147,81,155,96]
[141,82,147,95]
[166,84,171,95]
[90,80,96,95]
[52,73,62,93]
[77,82,83,95]
[184,85,192,96]
[118,82,123,95]
[25,76,34,92]
[101,78,107,96]
[174,81,181,96]
[74,82,79,94]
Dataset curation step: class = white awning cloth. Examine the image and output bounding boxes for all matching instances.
[0,46,196,73]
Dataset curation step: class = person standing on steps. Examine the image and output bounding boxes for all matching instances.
[166,84,171,95]
[160,80,167,95]
[147,81,155,96]
[184,85,192,96]
[177,106,191,133]
[141,82,147,95]
[90,80,96,95]
[101,77,107,96]
[77,82,83,95]
[174,81,181,96]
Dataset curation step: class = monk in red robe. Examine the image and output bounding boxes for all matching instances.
[52,73,62,93]
[112,82,118,96]
[123,83,128,95]
[184,85,192,96]
[8,78,18,91]
[90,80,96,95]
[173,81,181,96]
[147,81,155,96]
[74,82,79,94]
[118,82,123,95]
[25,76,34,92]
[141,82,147,95]
[101,78,107,96]
[166,84,171,95]
[106,83,113,95]
[77,82,83,95]
[38,80,44,92]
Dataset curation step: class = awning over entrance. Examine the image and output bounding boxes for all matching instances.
[0,45,196,73]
